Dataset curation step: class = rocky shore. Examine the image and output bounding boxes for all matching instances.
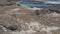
[0,0,60,34]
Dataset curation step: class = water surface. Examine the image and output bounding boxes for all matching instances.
[19,0,60,10]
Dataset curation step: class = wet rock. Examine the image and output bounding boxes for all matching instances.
[34,8,51,15]
[7,25,18,31]
[35,10,40,15]
[49,9,60,13]
[40,9,51,14]
[34,8,60,15]
[0,23,18,31]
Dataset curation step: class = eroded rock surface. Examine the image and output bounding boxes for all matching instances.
[0,6,60,34]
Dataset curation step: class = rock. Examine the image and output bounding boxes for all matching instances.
[35,10,40,15]
[7,25,18,31]
[34,8,60,15]
[49,9,60,13]
[0,0,18,6]
[34,8,51,15]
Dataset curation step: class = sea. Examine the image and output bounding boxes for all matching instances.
[19,0,60,10]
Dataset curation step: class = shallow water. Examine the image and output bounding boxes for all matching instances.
[43,0,60,1]
[19,0,60,10]
[19,0,60,1]
[20,3,51,7]
[20,3,60,10]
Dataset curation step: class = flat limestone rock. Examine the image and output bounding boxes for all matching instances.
[0,6,60,34]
